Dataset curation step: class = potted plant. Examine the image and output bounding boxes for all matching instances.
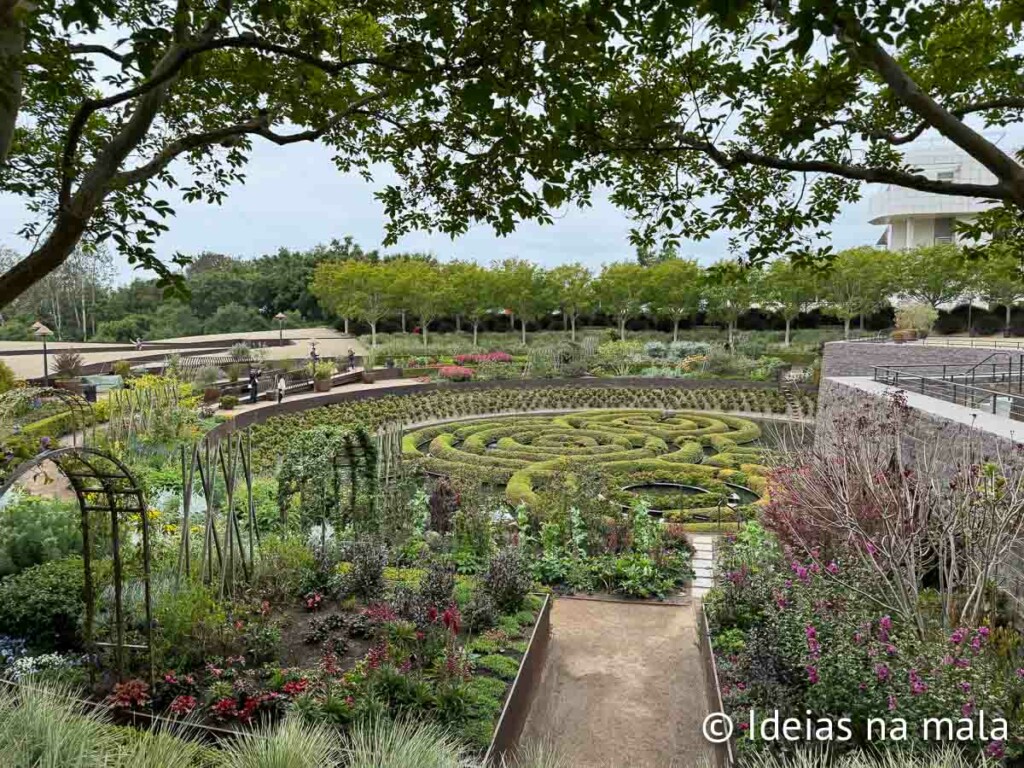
[53,350,84,393]
[194,366,221,402]
[893,302,938,343]
[219,394,239,410]
[361,350,378,383]
[309,361,334,392]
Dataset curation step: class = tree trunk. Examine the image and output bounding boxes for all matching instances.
[343,317,349,335]
[521,318,527,345]
[844,317,851,340]
[785,317,791,347]
[859,313,865,331]
[472,320,479,346]
[1007,303,1013,333]
[370,321,377,348]
[509,312,515,330]
[400,310,406,333]
[0,4,24,166]
[570,315,576,342]
[618,315,626,341]
[422,319,429,347]
[0,24,214,305]
[455,314,461,333]
[728,321,734,350]
[672,317,680,342]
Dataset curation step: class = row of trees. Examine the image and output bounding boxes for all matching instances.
[311,244,1024,347]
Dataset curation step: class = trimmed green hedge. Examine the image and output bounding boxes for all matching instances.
[252,385,812,471]
[402,409,771,508]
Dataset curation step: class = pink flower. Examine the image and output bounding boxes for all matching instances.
[825,561,840,575]
[875,664,891,682]
[805,665,819,684]
[962,700,975,718]
[949,627,967,645]
[887,694,898,711]
[985,741,1005,759]
[959,681,971,694]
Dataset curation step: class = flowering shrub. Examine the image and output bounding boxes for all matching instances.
[7,650,80,681]
[169,695,197,715]
[438,365,474,381]
[453,351,513,364]
[105,679,151,709]
[706,524,1024,758]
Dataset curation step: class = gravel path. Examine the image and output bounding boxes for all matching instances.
[519,597,713,768]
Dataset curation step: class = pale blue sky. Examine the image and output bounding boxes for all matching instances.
[0,138,879,284]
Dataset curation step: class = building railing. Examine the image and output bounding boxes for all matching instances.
[872,365,1024,421]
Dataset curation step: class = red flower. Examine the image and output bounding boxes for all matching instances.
[363,604,397,623]
[442,604,462,635]
[211,697,238,720]
[282,679,309,696]
[105,679,150,709]
[169,695,197,715]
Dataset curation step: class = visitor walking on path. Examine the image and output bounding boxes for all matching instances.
[248,369,260,404]
[276,374,286,404]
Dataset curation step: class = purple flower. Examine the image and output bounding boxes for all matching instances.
[1015,668,1024,679]
[978,626,990,638]
[959,681,971,694]
[888,694,898,711]
[875,664,891,682]
[825,561,840,575]
[877,615,892,642]
[805,625,817,640]
[985,741,1005,759]
[806,665,819,684]
[885,644,897,656]
[962,700,974,718]
[949,627,967,645]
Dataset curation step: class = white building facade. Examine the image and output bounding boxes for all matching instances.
[868,146,996,250]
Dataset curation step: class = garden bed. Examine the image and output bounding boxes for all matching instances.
[483,592,551,765]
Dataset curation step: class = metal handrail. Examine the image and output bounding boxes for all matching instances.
[872,365,1024,420]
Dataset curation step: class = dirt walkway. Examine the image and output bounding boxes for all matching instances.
[519,597,712,768]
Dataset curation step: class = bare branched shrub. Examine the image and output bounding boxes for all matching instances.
[765,390,1024,632]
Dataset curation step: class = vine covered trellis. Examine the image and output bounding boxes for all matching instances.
[276,424,379,546]
[176,429,258,597]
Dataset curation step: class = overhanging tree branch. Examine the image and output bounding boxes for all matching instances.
[603,133,1009,200]
[831,8,1024,201]
[111,93,383,188]
[68,43,126,64]
[59,31,414,207]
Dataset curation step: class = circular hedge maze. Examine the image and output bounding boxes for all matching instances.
[403,409,771,521]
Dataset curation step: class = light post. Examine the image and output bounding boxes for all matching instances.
[274,312,287,345]
[35,324,53,386]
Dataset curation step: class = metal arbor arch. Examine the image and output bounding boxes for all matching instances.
[0,446,153,684]
[0,386,97,447]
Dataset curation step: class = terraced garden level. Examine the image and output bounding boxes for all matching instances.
[403,410,769,520]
